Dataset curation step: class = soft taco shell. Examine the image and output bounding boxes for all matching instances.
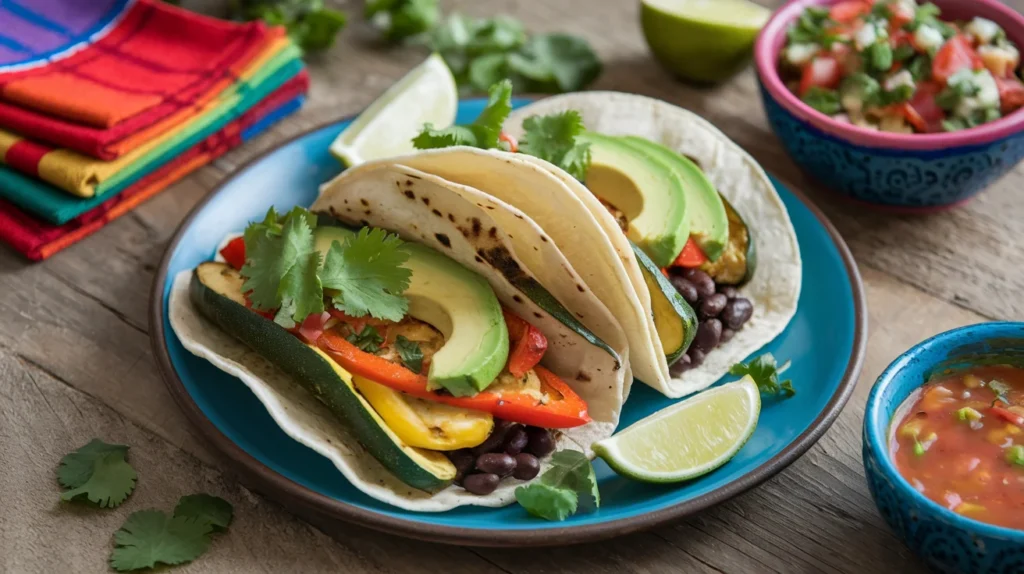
[504,91,802,398]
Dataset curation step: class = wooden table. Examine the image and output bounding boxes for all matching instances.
[3,0,1022,571]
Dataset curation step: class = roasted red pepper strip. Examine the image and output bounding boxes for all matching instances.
[672,236,708,268]
[317,330,590,428]
[499,132,519,153]
[502,308,548,377]
[990,406,1024,426]
[219,236,246,271]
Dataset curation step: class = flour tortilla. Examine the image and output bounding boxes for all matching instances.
[500,91,802,398]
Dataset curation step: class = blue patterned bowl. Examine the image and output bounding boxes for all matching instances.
[754,0,1024,212]
[864,323,1024,574]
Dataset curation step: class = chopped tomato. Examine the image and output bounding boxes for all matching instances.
[317,331,590,428]
[296,312,330,345]
[502,308,548,378]
[829,1,870,23]
[995,76,1024,113]
[990,406,1024,426]
[888,3,915,29]
[219,237,246,271]
[799,56,842,96]
[672,237,708,268]
[243,293,276,321]
[498,132,518,153]
[932,35,984,84]
[904,82,945,133]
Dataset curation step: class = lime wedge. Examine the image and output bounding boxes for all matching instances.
[641,0,771,83]
[593,376,760,482]
[329,53,457,167]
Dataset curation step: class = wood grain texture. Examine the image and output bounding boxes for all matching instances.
[2,0,1023,571]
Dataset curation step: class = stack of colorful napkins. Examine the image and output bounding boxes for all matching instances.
[0,0,309,260]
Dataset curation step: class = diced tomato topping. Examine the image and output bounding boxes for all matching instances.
[672,237,708,268]
[888,4,915,29]
[903,81,946,133]
[829,1,871,23]
[498,132,518,153]
[297,312,331,345]
[932,35,984,84]
[996,76,1024,114]
[219,237,246,271]
[800,56,842,96]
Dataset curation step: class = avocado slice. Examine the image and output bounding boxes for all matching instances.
[314,225,509,397]
[629,242,697,366]
[189,262,456,492]
[701,196,756,286]
[579,132,690,268]
[619,137,729,262]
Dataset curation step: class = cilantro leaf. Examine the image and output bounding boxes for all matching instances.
[365,0,439,42]
[321,228,411,321]
[347,325,385,353]
[110,510,213,572]
[241,207,323,328]
[57,439,137,508]
[801,86,842,115]
[989,380,1012,405]
[413,80,512,150]
[729,353,796,399]
[174,494,234,532]
[515,450,599,521]
[232,2,346,51]
[395,335,424,372]
[513,34,601,93]
[519,111,591,181]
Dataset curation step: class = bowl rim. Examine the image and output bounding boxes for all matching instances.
[864,321,1024,541]
[754,0,1024,151]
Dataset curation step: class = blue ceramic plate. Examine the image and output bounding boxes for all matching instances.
[151,98,867,546]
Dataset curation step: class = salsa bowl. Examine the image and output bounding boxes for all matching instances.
[754,0,1024,211]
[863,322,1024,574]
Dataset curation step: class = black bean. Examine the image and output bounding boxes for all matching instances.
[718,285,738,299]
[471,420,515,455]
[525,427,555,457]
[463,473,500,495]
[688,347,706,367]
[513,454,540,480]
[683,269,715,299]
[721,298,754,330]
[699,293,728,319]
[669,353,692,376]
[720,328,735,344]
[476,452,516,476]
[449,449,475,482]
[503,426,529,455]
[694,318,722,352]
[670,277,699,304]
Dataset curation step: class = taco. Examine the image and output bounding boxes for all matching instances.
[399,91,801,398]
[168,162,628,512]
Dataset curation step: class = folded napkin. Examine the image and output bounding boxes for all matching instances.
[0,90,307,261]
[0,0,281,158]
[0,38,298,198]
[0,68,308,225]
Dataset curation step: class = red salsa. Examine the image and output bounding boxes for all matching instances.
[891,366,1024,530]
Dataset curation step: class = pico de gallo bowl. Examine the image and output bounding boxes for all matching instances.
[779,0,1024,133]
[864,323,1024,574]
[753,0,1024,210]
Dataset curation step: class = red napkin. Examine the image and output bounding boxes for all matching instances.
[0,0,279,159]
[0,72,309,261]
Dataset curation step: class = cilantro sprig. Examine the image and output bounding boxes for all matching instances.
[729,353,795,399]
[414,80,513,150]
[519,111,592,181]
[57,439,138,508]
[347,325,385,353]
[110,494,234,572]
[240,208,411,327]
[514,450,600,521]
[365,0,439,43]
[231,1,347,51]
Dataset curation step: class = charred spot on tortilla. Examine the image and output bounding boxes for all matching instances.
[403,190,415,200]
[407,174,421,180]
[514,214,524,220]
[364,210,372,215]
[533,312,543,319]
[576,372,592,382]
[360,199,369,207]
[447,213,455,223]
[343,199,349,204]
[434,234,451,248]
[540,235,549,242]
[576,284,586,292]
[488,227,498,239]
[405,179,413,186]
[432,209,442,218]
[512,294,524,303]
[471,218,482,237]
[477,246,528,284]
[485,205,495,210]
[328,206,338,216]
[474,255,484,263]
[575,312,584,318]
[421,197,430,206]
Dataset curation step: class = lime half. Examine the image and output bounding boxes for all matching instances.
[641,0,771,83]
[594,376,760,483]
[329,53,457,167]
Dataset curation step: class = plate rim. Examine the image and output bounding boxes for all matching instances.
[149,105,868,548]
